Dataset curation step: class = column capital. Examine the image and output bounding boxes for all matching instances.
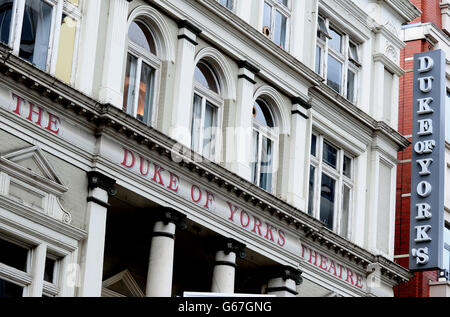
[268,265,303,285]
[87,171,117,196]
[154,207,187,230]
[291,96,311,119]
[216,237,246,259]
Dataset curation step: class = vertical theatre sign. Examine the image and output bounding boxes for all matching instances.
[410,50,446,271]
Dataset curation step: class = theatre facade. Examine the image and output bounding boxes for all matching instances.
[0,0,420,297]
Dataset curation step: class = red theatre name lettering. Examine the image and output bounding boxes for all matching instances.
[301,244,363,289]
[11,93,61,134]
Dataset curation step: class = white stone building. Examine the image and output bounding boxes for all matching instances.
[0,0,420,297]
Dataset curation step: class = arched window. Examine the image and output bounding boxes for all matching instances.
[191,60,222,161]
[251,98,277,193]
[123,20,160,126]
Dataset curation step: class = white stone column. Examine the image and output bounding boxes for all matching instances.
[145,208,186,297]
[98,0,131,108]
[280,98,311,211]
[266,266,302,297]
[79,172,116,297]
[211,238,246,294]
[28,243,47,297]
[170,20,202,147]
[227,61,259,181]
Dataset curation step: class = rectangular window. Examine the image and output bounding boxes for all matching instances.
[316,15,361,103]
[309,135,354,237]
[383,68,394,123]
[446,92,450,142]
[136,62,155,125]
[0,237,29,272]
[320,173,336,230]
[0,279,24,297]
[19,0,53,70]
[55,14,77,83]
[123,54,138,114]
[262,0,290,50]
[191,94,218,161]
[0,0,13,44]
[327,55,342,93]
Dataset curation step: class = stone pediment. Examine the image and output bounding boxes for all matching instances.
[102,270,145,297]
[0,146,72,224]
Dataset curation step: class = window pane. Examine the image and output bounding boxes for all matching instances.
[308,165,315,216]
[311,134,317,157]
[136,62,155,125]
[327,55,342,93]
[274,10,286,49]
[349,42,359,62]
[347,69,356,103]
[259,136,273,192]
[194,62,219,94]
[203,102,217,160]
[251,131,259,185]
[277,0,288,7]
[44,257,56,284]
[218,0,233,10]
[340,185,350,237]
[317,16,329,40]
[0,0,13,44]
[191,94,202,153]
[320,174,336,230]
[322,141,338,169]
[329,27,342,53]
[0,279,23,297]
[123,54,138,114]
[263,2,272,35]
[55,14,76,84]
[343,155,352,178]
[315,45,322,74]
[19,0,53,70]
[0,238,28,272]
[128,21,156,54]
[253,99,274,128]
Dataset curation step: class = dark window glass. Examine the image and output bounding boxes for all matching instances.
[274,10,286,49]
[329,27,342,53]
[0,238,28,272]
[44,257,56,283]
[311,134,317,156]
[194,62,219,94]
[259,136,273,192]
[444,225,450,271]
[322,141,338,169]
[308,166,315,216]
[128,21,156,54]
[19,0,53,70]
[320,173,335,230]
[0,0,13,44]
[327,55,342,93]
[343,155,352,178]
[0,279,23,297]
[136,62,155,125]
[253,99,275,128]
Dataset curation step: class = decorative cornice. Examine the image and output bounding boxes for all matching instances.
[177,19,202,35]
[268,265,303,285]
[237,60,260,74]
[383,0,422,22]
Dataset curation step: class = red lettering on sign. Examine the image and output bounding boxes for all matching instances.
[277,229,286,247]
[191,185,202,203]
[226,202,238,221]
[139,156,151,177]
[167,172,180,193]
[27,103,43,127]
[151,164,165,186]
[121,148,135,169]
[264,223,275,242]
[309,249,318,266]
[320,255,328,271]
[328,260,337,276]
[346,269,354,286]
[12,93,24,115]
[45,113,60,134]
[204,191,215,209]
[240,210,250,228]
[355,274,363,289]
[252,216,263,236]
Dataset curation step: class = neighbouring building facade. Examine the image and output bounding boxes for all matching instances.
[395,0,450,297]
[0,0,420,297]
